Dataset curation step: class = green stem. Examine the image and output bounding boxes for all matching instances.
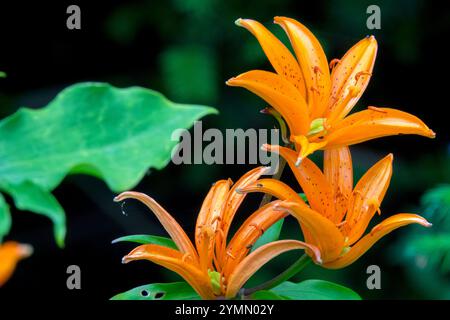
[242,254,311,297]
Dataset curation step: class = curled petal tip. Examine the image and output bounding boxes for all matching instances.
[18,244,33,258]
[428,129,436,138]
[423,220,433,228]
[260,107,270,114]
[121,256,130,264]
[234,18,243,26]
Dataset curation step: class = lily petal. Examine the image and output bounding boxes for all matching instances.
[345,154,393,244]
[324,146,353,224]
[195,179,232,271]
[218,166,270,262]
[291,134,328,162]
[225,239,321,298]
[274,16,331,117]
[235,18,307,96]
[327,36,377,122]
[227,70,310,135]
[223,201,287,277]
[263,144,334,219]
[326,107,436,147]
[237,178,306,203]
[275,201,344,263]
[114,192,197,258]
[122,244,215,299]
[323,213,431,269]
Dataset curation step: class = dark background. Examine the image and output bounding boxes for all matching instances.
[0,0,449,300]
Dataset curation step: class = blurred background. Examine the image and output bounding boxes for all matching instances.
[0,0,449,300]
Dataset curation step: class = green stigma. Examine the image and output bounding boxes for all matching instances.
[308,118,326,136]
[208,270,222,295]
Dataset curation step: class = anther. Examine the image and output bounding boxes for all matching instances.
[329,58,340,70]
[368,106,388,113]
[355,71,372,81]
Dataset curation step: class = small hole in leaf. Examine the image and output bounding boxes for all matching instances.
[141,290,150,297]
[154,292,165,299]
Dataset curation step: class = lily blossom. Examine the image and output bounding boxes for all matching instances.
[0,241,33,287]
[227,17,435,163]
[237,145,431,268]
[115,167,320,299]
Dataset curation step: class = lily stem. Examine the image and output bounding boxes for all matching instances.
[242,254,311,297]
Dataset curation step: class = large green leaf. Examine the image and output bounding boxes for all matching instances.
[0,82,217,245]
[250,290,285,300]
[111,282,200,300]
[112,234,177,250]
[271,280,361,300]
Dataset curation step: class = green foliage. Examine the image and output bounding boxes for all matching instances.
[0,193,11,243]
[252,280,361,300]
[112,234,177,250]
[272,280,361,300]
[111,282,200,300]
[391,184,450,299]
[0,82,217,246]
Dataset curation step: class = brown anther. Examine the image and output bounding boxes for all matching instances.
[313,65,323,74]
[329,58,340,70]
[355,71,372,81]
[246,244,254,250]
[368,106,388,113]
[256,183,263,188]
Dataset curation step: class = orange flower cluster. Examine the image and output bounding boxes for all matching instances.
[117,17,434,299]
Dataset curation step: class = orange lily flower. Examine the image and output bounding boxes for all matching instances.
[237,145,431,268]
[0,241,33,287]
[114,167,320,299]
[227,17,435,163]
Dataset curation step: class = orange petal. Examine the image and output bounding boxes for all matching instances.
[0,241,33,287]
[323,213,431,269]
[291,134,328,162]
[235,18,307,96]
[274,16,331,117]
[263,144,334,219]
[345,154,393,244]
[223,201,287,278]
[122,244,215,299]
[195,179,232,271]
[225,239,321,298]
[326,107,436,147]
[114,192,197,258]
[226,70,310,135]
[324,146,353,224]
[217,167,271,262]
[275,201,344,263]
[237,178,306,203]
[327,36,377,122]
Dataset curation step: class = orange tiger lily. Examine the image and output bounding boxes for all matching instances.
[227,17,435,163]
[115,167,320,299]
[237,145,431,268]
[0,241,33,287]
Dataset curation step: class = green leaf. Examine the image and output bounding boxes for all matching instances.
[0,193,11,242]
[271,280,361,300]
[0,181,65,247]
[112,234,177,249]
[251,290,285,300]
[111,282,200,300]
[0,71,6,78]
[0,82,217,245]
[298,193,308,203]
[252,218,284,252]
